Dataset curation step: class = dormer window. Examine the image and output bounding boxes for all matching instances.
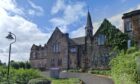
[98,34,106,45]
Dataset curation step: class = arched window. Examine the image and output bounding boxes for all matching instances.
[53,42,60,53]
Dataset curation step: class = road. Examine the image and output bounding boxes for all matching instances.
[42,71,114,84]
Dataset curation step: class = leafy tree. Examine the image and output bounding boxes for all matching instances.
[10,60,31,69]
[25,61,31,69]
[11,60,19,69]
[19,61,26,68]
[0,60,6,67]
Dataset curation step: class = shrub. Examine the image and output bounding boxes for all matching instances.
[110,47,139,84]
[14,69,41,84]
[0,66,42,84]
[28,78,51,84]
[90,69,111,75]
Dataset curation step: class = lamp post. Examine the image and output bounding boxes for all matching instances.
[6,32,16,83]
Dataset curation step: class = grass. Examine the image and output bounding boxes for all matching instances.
[51,78,82,84]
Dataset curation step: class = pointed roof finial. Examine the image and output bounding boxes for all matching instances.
[86,11,93,28]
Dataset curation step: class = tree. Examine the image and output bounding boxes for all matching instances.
[11,60,19,69]
[10,61,31,69]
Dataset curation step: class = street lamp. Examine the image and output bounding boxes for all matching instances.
[6,32,16,83]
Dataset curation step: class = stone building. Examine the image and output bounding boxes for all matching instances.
[122,9,140,48]
[30,11,125,70]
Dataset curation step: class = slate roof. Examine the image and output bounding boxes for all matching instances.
[122,9,140,19]
[86,11,93,28]
[31,44,45,50]
[71,37,85,45]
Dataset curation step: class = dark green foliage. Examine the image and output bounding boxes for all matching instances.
[0,60,6,67]
[28,78,51,84]
[110,47,140,84]
[0,66,7,83]
[90,69,111,75]
[98,19,129,50]
[68,69,81,73]
[10,60,31,69]
[14,69,41,84]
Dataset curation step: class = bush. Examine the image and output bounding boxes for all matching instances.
[68,69,81,73]
[28,78,51,84]
[14,69,41,84]
[90,69,111,75]
[110,47,139,84]
[0,66,42,84]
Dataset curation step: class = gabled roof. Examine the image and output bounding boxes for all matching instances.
[46,27,63,44]
[71,37,85,45]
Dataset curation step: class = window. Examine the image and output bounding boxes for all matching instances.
[127,40,131,48]
[125,20,132,32]
[31,52,36,59]
[98,34,106,45]
[58,59,62,66]
[51,59,55,67]
[53,42,60,53]
[87,29,92,36]
[70,47,77,53]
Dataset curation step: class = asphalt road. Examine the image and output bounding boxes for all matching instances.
[60,72,114,84]
[42,71,114,84]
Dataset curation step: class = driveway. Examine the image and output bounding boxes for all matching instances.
[42,71,114,84]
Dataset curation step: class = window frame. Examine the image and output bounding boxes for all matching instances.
[125,19,132,32]
[97,34,106,46]
[52,42,60,53]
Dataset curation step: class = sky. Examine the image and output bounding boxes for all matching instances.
[0,0,140,63]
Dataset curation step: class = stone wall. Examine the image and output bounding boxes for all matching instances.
[46,28,69,70]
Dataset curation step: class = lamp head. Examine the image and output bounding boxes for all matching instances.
[6,32,14,40]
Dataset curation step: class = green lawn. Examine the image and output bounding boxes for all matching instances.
[51,78,82,84]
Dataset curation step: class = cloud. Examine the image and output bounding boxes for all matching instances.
[0,0,50,63]
[109,4,140,32]
[51,0,65,14]
[28,0,44,16]
[70,4,140,38]
[50,0,86,32]
[0,0,23,15]
[70,21,101,38]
